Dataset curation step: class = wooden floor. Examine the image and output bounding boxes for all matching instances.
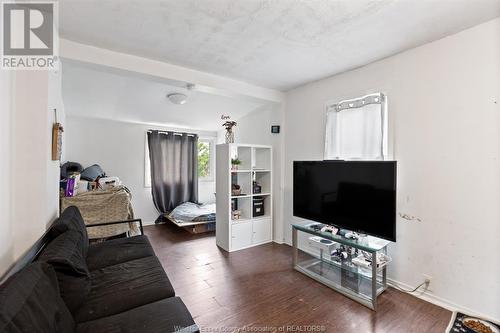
[145,223,451,333]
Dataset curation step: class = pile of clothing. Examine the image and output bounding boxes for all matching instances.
[60,162,121,197]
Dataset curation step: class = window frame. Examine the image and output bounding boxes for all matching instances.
[198,137,216,182]
[144,133,216,188]
[324,92,388,161]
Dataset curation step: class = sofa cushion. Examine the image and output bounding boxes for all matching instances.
[76,297,197,333]
[49,206,89,258]
[74,256,175,323]
[38,230,89,275]
[86,235,155,271]
[0,262,75,333]
[37,230,91,313]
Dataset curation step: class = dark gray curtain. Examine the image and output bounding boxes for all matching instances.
[147,130,198,222]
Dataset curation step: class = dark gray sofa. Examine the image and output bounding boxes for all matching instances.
[0,206,198,333]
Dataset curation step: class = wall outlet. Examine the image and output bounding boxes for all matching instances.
[423,274,432,290]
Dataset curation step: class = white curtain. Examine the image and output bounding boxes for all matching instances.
[325,94,387,160]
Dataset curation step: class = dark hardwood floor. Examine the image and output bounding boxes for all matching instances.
[145,223,451,333]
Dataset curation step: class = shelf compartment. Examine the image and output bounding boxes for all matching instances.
[253,171,271,194]
[252,195,271,219]
[253,147,271,170]
[232,146,252,171]
[231,197,252,221]
[231,172,251,196]
[295,255,386,303]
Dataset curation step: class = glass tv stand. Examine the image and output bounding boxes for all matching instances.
[292,222,391,311]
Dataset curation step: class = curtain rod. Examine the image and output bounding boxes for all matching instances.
[147,130,198,137]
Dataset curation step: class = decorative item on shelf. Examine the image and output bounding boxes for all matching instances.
[231,184,242,196]
[253,196,265,217]
[231,198,238,211]
[222,117,237,144]
[232,210,241,220]
[231,157,241,171]
[253,181,262,194]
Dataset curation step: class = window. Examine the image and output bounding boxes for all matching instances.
[324,93,387,160]
[144,133,215,187]
[198,138,215,181]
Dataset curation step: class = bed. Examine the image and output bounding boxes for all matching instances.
[165,202,216,234]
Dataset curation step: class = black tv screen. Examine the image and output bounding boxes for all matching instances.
[293,160,397,241]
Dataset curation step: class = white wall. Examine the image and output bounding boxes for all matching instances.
[284,18,500,319]
[47,67,66,223]
[0,70,65,278]
[64,116,217,225]
[7,68,64,264]
[0,71,13,274]
[231,104,285,242]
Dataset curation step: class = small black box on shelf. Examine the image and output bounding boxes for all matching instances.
[253,181,262,194]
[253,196,265,217]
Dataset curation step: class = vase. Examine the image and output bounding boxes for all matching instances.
[225,129,234,144]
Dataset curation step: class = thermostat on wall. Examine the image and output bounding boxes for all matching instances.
[271,125,280,134]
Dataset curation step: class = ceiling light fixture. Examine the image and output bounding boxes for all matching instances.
[167,92,188,105]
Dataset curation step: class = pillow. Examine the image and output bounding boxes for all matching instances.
[49,206,89,258]
[37,230,90,313]
[0,262,75,333]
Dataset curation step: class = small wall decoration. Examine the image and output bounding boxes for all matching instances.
[51,109,64,161]
[271,125,280,134]
[222,115,237,144]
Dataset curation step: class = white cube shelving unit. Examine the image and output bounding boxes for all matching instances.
[216,144,273,252]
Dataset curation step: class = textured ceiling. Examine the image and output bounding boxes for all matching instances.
[62,61,266,130]
[59,0,500,91]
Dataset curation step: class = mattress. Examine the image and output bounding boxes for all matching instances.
[167,202,216,226]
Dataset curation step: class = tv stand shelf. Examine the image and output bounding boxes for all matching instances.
[292,222,391,311]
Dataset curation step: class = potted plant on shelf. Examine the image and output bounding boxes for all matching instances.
[231,158,241,171]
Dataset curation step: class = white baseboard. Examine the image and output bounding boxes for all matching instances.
[280,238,498,323]
[387,278,499,323]
[142,220,155,226]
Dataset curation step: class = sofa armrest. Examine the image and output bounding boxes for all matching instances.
[85,219,144,235]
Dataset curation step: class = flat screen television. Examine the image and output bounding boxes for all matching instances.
[293,160,397,241]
